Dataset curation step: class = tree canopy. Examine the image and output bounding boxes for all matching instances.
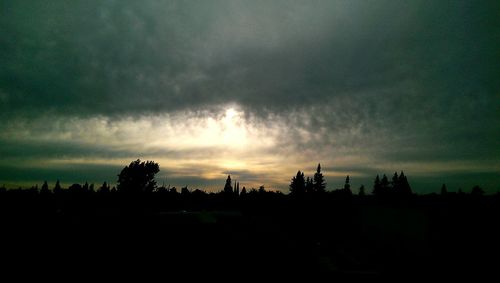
[117,159,160,194]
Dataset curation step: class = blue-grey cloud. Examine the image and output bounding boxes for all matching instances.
[0,0,498,192]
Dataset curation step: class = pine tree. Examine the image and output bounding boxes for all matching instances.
[380,174,390,195]
[372,175,381,195]
[313,163,326,194]
[343,175,352,195]
[358,185,365,196]
[305,176,314,194]
[223,175,233,194]
[398,171,412,195]
[290,171,306,196]
[392,172,400,192]
[440,184,447,195]
[53,180,62,194]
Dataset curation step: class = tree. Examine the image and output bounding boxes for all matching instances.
[305,177,314,194]
[289,171,305,196]
[344,175,352,193]
[343,175,352,195]
[117,159,160,194]
[313,163,326,194]
[223,175,233,194]
[392,172,400,192]
[98,182,110,193]
[398,171,412,196]
[235,182,240,195]
[440,184,447,195]
[358,185,365,196]
[41,181,50,195]
[372,175,381,195]
[380,174,390,195]
[53,180,62,194]
[471,185,484,196]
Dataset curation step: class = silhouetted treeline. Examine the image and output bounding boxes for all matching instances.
[0,160,498,279]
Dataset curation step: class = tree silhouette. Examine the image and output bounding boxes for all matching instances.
[223,175,233,194]
[343,175,352,195]
[289,171,305,196]
[358,185,365,196]
[40,181,50,195]
[392,172,400,191]
[53,180,62,194]
[397,171,412,195]
[235,182,240,195]
[380,174,390,195]
[305,176,314,194]
[313,163,326,194]
[98,181,110,193]
[471,185,484,196]
[440,184,447,195]
[372,175,381,195]
[117,159,160,194]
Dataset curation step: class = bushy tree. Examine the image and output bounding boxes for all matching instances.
[358,185,365,196]
[117,159,160,194]
[40,181,50,195]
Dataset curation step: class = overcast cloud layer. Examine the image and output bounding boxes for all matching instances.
[1,1,499,192]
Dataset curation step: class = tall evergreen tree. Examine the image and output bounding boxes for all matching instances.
[440,184,447,195]
[344,175,352,193]
[380,174,390,195]
[372,175,381,195]
[343,175,352,195]
[392,172,400,192]
[53,180,62,194]
[223,175,233,194]
[290,171,306,196]
[398,171,412,195]
[313,163,326,194]
[305,176,314,194]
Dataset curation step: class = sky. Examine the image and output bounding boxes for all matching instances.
[0,0,499,193]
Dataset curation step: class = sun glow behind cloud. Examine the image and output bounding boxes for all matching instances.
[0,106,299,190]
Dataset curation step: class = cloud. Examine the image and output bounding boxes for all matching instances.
[0,1,498,192]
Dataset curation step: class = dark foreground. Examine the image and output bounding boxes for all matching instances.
[1,192,499,280]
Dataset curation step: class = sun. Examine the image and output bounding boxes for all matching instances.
[224,108,238,123]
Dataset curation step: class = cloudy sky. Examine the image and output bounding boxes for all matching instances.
[1,0,498,193]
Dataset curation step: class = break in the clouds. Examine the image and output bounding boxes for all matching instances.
[0,1,498,192]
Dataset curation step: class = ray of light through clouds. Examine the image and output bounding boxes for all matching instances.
[0,0,499,192]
